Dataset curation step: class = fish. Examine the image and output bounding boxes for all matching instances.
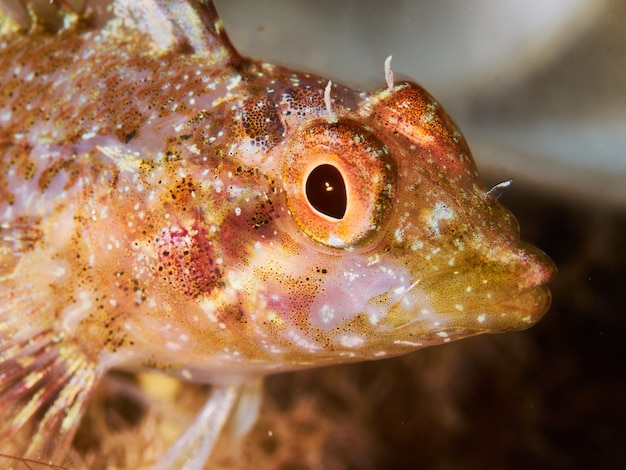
[0,0,556,468]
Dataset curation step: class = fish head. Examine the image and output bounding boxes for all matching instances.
[83,73,554,374]
[272,80,556,360]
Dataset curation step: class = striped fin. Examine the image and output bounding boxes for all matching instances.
[0,226,100,462]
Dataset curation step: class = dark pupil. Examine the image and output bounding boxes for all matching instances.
[305,164,347,219]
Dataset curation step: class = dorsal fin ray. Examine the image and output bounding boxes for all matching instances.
[159,0,240,62]
[111,0,241,63]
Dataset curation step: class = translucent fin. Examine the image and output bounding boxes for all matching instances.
[0,0,239,65]
[153,379,263,470]
[0,256,100,462]
[0,326,99,461]
[112,0,241,62]
[224,378,263,443]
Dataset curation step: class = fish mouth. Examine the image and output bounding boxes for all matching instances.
[380,282,553,353]
[386,244,556,339]
[478,244,556,330]
[499,283,552,321]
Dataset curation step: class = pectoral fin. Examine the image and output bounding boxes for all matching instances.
[0,226,101,462]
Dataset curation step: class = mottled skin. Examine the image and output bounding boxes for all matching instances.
[0,0,555,465]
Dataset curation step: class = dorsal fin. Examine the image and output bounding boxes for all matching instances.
[1,0,242,65]
[158,0,240,61]
[111,0,240,62]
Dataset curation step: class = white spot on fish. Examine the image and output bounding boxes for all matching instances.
[319,304,335,324]
[394,228,404,243]
[394,340,423,347]
[286,328,320,351]
[411,240,424,251]
[430,202,454,237]
[53,266,67,277]
[340,334,365,348]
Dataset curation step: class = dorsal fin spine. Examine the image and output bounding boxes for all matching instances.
[159,0,241,62]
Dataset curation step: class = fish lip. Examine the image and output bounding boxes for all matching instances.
[387,258,555,337]
[502,245,556,323]
[385,283,553,347]
[491,283,553,328]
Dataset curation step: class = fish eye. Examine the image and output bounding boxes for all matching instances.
[305,164,347,220]
[284,121,395,249]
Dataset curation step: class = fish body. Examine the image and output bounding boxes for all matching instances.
[0,0,555,466]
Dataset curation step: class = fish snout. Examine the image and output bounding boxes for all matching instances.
[511,241,556,292]
[385,233,556,343]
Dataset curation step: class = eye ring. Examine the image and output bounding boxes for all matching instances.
[284,120,395,248]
